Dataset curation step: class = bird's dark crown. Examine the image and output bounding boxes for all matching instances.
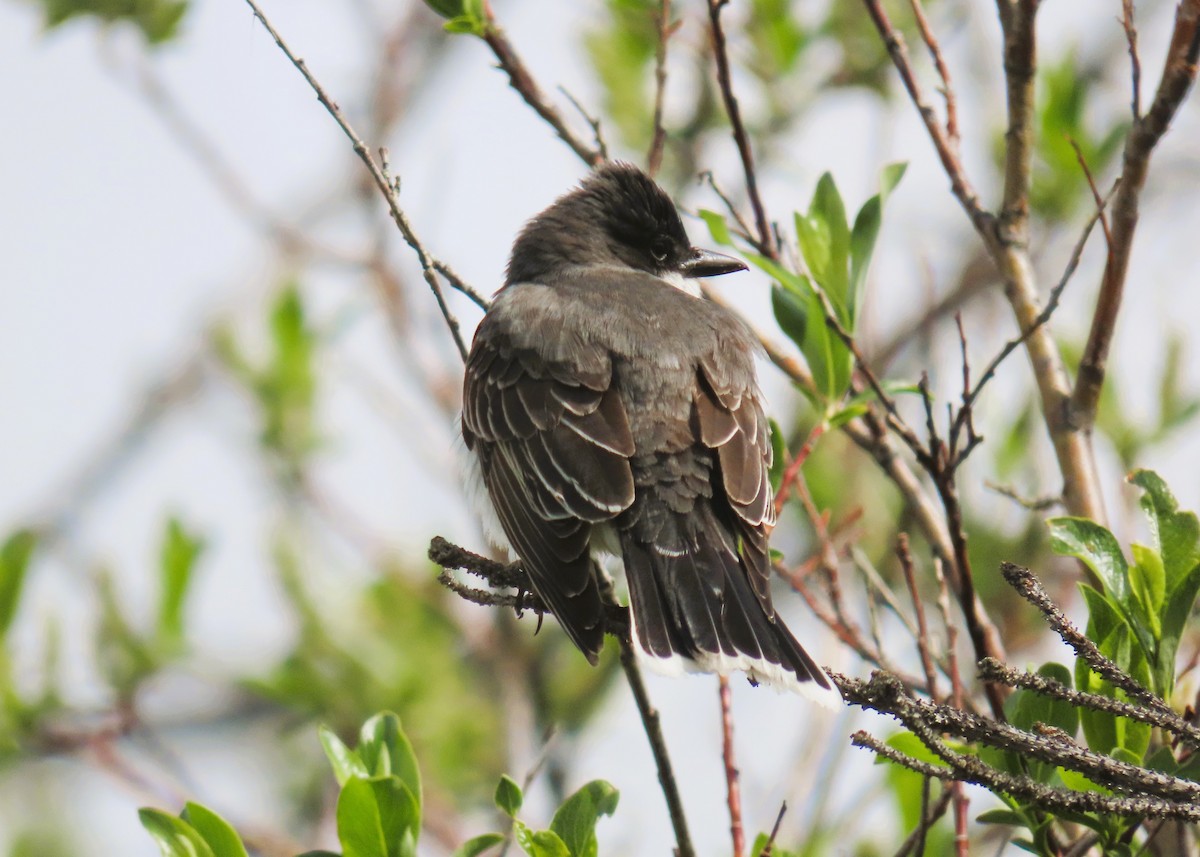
[505,162,692,287]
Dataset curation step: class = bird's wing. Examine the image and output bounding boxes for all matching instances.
[462,315,636,662]
[692,351,777,615]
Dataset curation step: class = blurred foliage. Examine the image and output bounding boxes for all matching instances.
[140,713,619,857]
[96,516,204,698]
[584,0,660,150]
[250,544,507,802]
[31,0,188,43]
[215,285,320,483]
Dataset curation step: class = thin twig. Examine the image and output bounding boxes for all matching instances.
[558,86,610,163]
[954,180,1116,427]
[1072,0,1200,430]
[1122,0,1142,119]
[932,562,969,855]
[647,0,673,177]
[979,658,1200,749]
[892,785,953,857]
[719,676,745,857]
[758,802,787,857]
[897,535,939,702]
[619,639,697,857]
[907,0,959,142]
[1000,562,1174,716]
[860,0,990,234]
[707,0,776,259]
[242,0,474,361]
[480,6,603,166]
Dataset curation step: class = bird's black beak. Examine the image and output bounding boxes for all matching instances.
[680,247,748,279]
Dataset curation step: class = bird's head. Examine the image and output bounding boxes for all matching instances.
[505,162,747,288]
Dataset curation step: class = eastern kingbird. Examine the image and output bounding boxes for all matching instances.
[462,162,837,703]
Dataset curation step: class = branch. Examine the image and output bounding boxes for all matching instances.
[707,0,776,259]
[979,658,1200,749]
[618,638,697,857]
[863,0,1105,523]
[907,0,959,142]
[1122,0,1142,119]
[429,537,693,857]
[953,179,1115,428]
[839,671,1200,819]
[850,725,1200,823]
[480,7,604,166]
[719,676,745,857]
[647,0,673,177]
[1000,561,1174,717]
[242,0,478,361]
[1071,0,1200,430]
[860,0,990,235]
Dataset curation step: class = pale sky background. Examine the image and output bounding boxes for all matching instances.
[2,0,1199,854]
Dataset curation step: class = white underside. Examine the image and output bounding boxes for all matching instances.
[660,269,702,298]
[627,605,842,708]
[460,421,841,708]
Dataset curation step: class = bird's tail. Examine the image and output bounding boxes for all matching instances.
[619,520,840,707]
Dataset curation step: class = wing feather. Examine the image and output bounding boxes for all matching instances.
[463,324,636,661]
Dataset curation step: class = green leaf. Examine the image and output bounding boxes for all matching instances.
[1058,766,1108,794]
[1128,543,1165,638]
[771,284,808,355]
[39,0,189,44]
[181,803,249,857]
[976,809,1025,826]
[1048,517,1130,607]
[549,780,619,857]
[157,518,204,650]
[321,725,368,787]
[513,822,570,857]
[1161,562,1200,691]
[847,162,906,325]
[879,730,947,831]
[797,174,850,309]
[336,776,419,857]
[767,419,786,493]
[1005,663,1078,783]
[424,0,466,16]
[1129,470,1200,594]
[698,209,734,246]
[451,834,505,857]
[494,775,523,817]
[139,808,216,857]
[358,712,422,815]
[0,530,37,639]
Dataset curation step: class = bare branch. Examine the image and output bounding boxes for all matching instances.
[481,8,603,166]
[860,0,990,234]
[1072,0,1200,430]
[707,0,776,259]
[1122,0,1143,119]
[979,657,1200,748]
[1000,562,1174,717]
[647,0,673,177]
[618,638,697,857]
[242,0,475,361]
[719,676,745,857]
[907,0,959,142]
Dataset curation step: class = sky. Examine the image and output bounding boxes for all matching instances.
[2,0,1200,854]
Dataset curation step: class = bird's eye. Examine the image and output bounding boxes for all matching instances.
[650,237,673,263]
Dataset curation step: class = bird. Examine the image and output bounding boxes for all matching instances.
[461,161,838,704]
